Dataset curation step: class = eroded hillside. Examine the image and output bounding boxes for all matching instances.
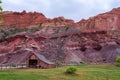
[0,8,120,64]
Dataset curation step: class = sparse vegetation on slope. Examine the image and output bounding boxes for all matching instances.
[0,27,40,40]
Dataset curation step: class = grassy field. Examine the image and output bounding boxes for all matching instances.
[0,64,120,80]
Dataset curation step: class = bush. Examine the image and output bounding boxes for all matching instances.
[116,56,120,63]
[115,56,120,67]
[66,66,77,74]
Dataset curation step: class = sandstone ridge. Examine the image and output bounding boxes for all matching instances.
[0,8,120,64]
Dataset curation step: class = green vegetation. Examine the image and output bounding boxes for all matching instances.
[116,56,120,63]
[115,56,120,67]
[0,0,3,23]
[0,64,120,80]
[0,0,2,12]
[66,66,77,74]
[0,27,40,40]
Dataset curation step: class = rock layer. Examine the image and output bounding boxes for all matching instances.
[0,27,120,64]
[0,8,120,64]
[0,11,75,28]
[77,7,120,32]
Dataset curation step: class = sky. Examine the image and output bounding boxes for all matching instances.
[1,0,120,21]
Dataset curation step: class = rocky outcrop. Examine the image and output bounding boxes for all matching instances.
[41,16,75,27]
[0,11,47,28]
[1,8,120,31]
[0,8,120,64]
[0,26,120,64]
[0,11,75,28]
[77,7,120,32]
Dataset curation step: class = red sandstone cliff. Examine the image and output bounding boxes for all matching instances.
[77,7,120,32]
[0,8,120,64]
[0,10,75,28]
[0,11,47,28]
[1,8,120,31]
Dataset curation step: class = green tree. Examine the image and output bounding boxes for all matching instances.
[0,0,3,23]
[0,0,2,11]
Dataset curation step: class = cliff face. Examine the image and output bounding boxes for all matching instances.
[1,8,120,31]
[0,27,120,64]
[0,11,47,28]
[77,8,120,32]
[0,11,75,28]
[0,8,120,64]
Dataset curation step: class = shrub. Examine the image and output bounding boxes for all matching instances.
[66,66,77,74]
[116,56,120,63]
[115,56,120,67]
